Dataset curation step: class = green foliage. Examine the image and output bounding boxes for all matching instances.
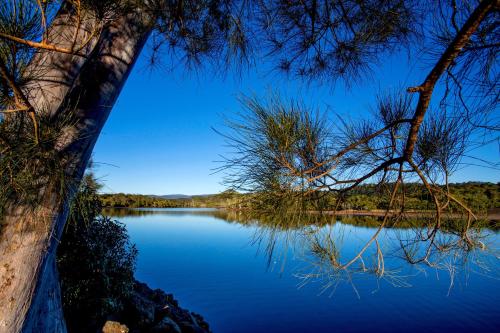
[181,190,248,208]
[219,94,332,210]
[100,193,179,208]
[0,0,41,107]
[100,189,247,209]
[260,0,417,82]
[99,182,500,214]
[57,174,137,333]
[0,113,75,218]
[449,182,500,212]
[147,0,251,70]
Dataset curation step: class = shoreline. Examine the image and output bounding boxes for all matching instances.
[103,206,500,222]
[311,209,500,221]
[102,279,211,333]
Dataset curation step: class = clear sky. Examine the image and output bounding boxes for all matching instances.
[92,43,499,195]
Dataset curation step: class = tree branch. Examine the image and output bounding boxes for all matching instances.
[0,32,88,57]
[404,0,496,159]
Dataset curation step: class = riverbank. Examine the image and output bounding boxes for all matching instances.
[313,208,500,221]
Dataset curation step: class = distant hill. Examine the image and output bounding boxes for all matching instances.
[154,194,192,200]
[152,194,213,199]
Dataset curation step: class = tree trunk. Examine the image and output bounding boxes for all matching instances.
[0,6,153,333]
[25,2,98,115]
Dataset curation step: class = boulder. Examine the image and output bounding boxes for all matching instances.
[102,321,129,333]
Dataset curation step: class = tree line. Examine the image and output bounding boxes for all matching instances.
[100,182,499,214]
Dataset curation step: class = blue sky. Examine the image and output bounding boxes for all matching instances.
[92,46,499,195]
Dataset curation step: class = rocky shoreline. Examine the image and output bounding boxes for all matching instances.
[102,280,210,333]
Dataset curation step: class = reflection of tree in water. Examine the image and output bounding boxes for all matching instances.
[102,207,220,218]
[104,207,498,295]
[227,211,499,296]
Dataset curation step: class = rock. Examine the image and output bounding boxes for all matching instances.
[113,280,211,333]
[125,291,156,327]
[154,304,173,322]
[102,321,129,333]
[177,321,206,333]
[150,317,182,333]
[191,313,210,331]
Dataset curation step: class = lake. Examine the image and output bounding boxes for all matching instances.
[105,208,500,333]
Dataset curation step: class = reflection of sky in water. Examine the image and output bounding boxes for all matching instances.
[114,208,499,333]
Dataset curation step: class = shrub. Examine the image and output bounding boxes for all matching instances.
[57,174,137,332]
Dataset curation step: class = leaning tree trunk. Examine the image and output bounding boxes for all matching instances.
[0,6,153,333]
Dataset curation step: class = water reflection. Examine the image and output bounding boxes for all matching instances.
[103,207,219,218]
[104,207,499,296]
[107,208,499,332]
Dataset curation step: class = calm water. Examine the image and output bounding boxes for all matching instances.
[107,208,499,333]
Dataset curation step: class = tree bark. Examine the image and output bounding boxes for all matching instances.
[24,2,99,116]
[0,6,153,333]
